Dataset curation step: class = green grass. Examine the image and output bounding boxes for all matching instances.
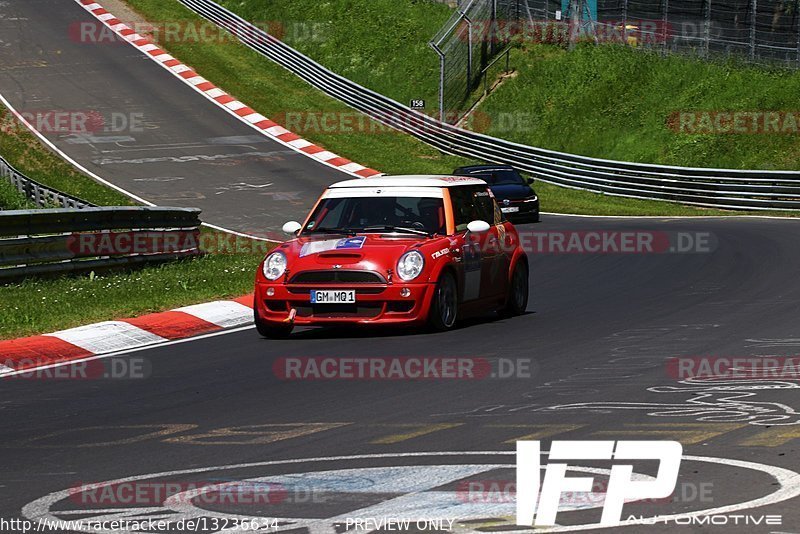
[0,108,135,206]
[0,252,260,340]
[0,178,36,210]
[214,0,449,108]
[123,0,745,216]
[477,43,800,171]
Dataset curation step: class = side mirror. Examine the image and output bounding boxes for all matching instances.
[466,220,491,234]
[527,177,534,185]
[282,221,302,235]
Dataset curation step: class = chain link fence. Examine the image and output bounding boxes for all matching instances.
[430,0,521,123]
[521,0,800,62]
[432,0,800,124]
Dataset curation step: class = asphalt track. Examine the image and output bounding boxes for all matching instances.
[0,0,346,235]
[3,1,800,533]
[2,216,800,533]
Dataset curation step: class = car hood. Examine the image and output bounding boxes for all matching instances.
[278,233,439,276]
[490,183,534,200]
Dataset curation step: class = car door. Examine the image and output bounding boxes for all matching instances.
[448,185,505,302]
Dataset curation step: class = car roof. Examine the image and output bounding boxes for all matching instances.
[329,174,487,188]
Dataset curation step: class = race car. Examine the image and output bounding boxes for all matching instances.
[452,164,540,223]
[253,175,529,338]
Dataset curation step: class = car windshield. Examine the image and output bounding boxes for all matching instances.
[467,169,525,185]
[303,196,446,236]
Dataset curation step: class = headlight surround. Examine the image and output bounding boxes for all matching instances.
[524,195,538,202]
[397,250,425,281]
[262,251,287,281]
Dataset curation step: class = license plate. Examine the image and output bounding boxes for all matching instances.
[501,206,519,213]
[310,289,356,304]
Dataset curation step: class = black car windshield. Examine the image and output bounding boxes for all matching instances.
[468,169,525,185]
[303,196,446,235]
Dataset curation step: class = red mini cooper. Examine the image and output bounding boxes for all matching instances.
[254,175,529,338]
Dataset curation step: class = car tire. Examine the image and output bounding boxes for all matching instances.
[500,260,529,317]
[254,309,293,339]
[429,271,458,331]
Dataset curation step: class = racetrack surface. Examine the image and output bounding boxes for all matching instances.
[3,216,800,532]
[0,0,348,235]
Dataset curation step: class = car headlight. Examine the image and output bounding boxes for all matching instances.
[397,250,424,281]
[262,251,287,281]
[524,195,538,202]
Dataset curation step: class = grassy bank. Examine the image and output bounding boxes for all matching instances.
[198,0,800,172]
[0,252,259,339]
[0,109,135,206]
[124,0,736,216]
[476,44,800,171]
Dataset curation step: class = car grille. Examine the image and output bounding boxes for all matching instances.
[289,270,386,284]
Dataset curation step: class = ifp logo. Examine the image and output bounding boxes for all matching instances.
[516,440,683,526]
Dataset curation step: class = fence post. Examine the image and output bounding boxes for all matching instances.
[749,0,757,60]
[662,0,669,54]
[463,10,473,97]
[704,0,712,57]
[430,42,446,123]
[622,0,629,45]
[797,7,800,66]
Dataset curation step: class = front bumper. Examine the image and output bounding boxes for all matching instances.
[255,281,436,326]
[501,198,539,222]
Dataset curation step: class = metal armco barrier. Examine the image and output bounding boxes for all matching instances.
[1,155,91,209]
[0,207,202,280]
[179,0,800,211]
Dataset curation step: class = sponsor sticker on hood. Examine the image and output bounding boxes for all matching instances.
[299,236,366,257]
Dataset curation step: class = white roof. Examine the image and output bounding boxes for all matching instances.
[329,174,487,188]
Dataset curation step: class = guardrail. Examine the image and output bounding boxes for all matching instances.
[178,0,800,211]
[1,155,91,209]
[0,207,202,280]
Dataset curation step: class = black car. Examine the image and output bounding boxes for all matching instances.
[453,164,540,223]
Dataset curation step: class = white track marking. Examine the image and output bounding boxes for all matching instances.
[45,321,166,353]
[22,452,800,533]
[173,301,253,328]
[0,325,255,380]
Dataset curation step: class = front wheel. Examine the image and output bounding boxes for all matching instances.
[254,309,293,339]
[500,260,529,317]
[428,271,458,331]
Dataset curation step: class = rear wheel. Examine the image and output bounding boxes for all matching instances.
[501,260,529,317]
[254,309,293,339]
[428,271,458,331]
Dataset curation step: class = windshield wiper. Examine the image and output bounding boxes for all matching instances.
[360,225,432,237]
[307,226,357,236]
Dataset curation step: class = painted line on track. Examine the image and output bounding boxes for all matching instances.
[21,451,800,533]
